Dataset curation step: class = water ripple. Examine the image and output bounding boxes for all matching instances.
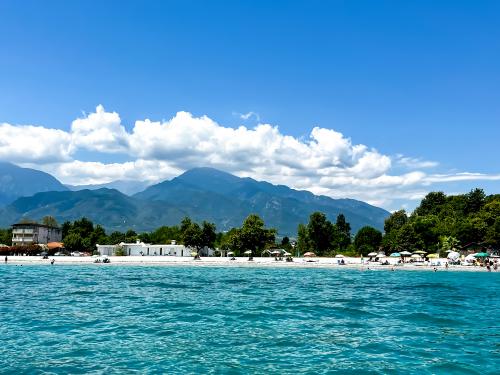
[0,265,498,374]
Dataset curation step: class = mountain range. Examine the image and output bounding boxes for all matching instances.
[0,162,68,206]
[0,164,390,235]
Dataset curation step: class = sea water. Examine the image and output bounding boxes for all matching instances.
[0,265,498,374]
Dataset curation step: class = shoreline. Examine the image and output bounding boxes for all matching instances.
[2,256,496,272]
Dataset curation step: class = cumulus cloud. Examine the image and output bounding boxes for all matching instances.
[70,105,130,153]
[0,123,71,163]
[1,105,498,210]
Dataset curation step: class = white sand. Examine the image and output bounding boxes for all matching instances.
[2,255,496,272]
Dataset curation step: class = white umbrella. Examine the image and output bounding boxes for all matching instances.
[335,254,345,258]
[243,250,252,255]
[447,251,460,260]
[465,254,476,262]
[367,252,378,257]
[283,251,291,256]
[227,251,234,256]
[271,250,281,255]
[400,251,412,256]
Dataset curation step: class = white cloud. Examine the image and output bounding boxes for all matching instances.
[1,105,498,210]
[234,111,260,121]
[70,105,129,153]
[0,123,71,163]
[396,155,439,169]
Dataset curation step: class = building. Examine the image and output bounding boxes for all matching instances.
[11,223,62,246]
[96,240,214,257]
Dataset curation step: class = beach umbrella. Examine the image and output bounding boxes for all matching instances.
[283,251,291,256]
[390,252,401,257]
[427,253,439,259]
[473,252,490,258]
[400,251,412,256]
[447,251,460,260]
[367,252,378,257]
[190,251,198,257]
[303,252,316,257]
[465,254,476,262]
[411,254,421,258]
[335,254,345,258]
[243,250,252,255]
[227,251,234,256]
[271,250,281,255]
[413,250,427,254]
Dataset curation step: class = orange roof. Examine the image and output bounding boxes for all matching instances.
[47,242,64,249]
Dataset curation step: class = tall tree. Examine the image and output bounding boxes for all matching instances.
[384,210,408,234]
[465,188,486,214]
[228,214,276,256]
[306,212,335,256]
[354,226,382,256]
[296,223,309,255]
[335,214,351,251]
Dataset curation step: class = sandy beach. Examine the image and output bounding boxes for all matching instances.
[3,255,496,272]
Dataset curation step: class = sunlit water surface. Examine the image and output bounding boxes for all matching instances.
[0,265,498,374]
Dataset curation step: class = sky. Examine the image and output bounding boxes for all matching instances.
[0,0,499,211]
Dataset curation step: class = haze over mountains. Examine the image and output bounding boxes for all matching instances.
[0,164,390,235]
[0,162,68,206]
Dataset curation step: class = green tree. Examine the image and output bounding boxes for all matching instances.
[412,215,439,250]
[354,226,382,256]
[41,216,59,228]
[335,214,351,251]
[306,212,335,256]
[0,228,12,246]
[384,210,408,234]
[201,221,217,249]
[296,223,309,255]
[108,231,126,244]
[228,214,276,256]
[465,188,486,214]
[396,223,422,252]
[414,192,446,216]
[63,232,84,252]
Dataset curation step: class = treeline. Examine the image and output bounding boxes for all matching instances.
[61,215,277,255]
[295,188,500,256]
[2,188,498,256]
[380,188,500,253]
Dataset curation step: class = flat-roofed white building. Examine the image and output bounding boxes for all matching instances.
[96,240,213,257]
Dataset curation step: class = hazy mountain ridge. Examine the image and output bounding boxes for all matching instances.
[0,166,390,235]
[0,162,68,206]
[66,180,151,196]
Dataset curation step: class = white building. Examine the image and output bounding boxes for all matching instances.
[96,240,213,257]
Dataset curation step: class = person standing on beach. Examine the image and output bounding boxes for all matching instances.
[4,256,7,263]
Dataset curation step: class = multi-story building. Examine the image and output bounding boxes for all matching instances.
[11,223,62,246]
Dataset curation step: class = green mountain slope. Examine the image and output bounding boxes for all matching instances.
[0,167,390,235]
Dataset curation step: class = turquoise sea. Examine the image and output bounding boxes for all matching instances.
[0,265,498,374]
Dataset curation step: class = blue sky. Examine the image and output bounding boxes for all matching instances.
[0,0,499,210]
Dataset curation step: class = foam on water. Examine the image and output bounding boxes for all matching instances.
[0,265,498,374]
